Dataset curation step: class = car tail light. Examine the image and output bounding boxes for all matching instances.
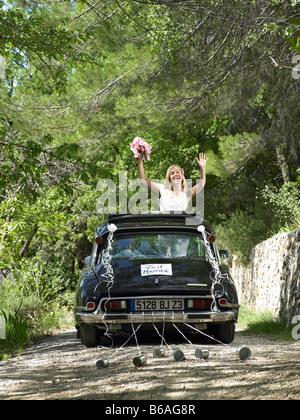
[105,300,127,311]
[86,302,96,311]
[187,299,211,309]
[219,298,228,307]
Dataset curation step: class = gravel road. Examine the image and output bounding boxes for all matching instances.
[0,327,299,400]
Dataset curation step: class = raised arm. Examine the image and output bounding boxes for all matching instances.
[191,152,208,197]
[136,157,162,194]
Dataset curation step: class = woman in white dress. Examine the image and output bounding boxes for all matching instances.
[136,152,208,211]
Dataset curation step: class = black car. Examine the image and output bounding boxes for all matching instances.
[74,213,239,347]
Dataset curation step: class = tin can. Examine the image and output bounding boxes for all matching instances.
[236,346,251,360]
[133,355,147,367]
[195,348,209,359]
[173,349,185,362]
[153,348,165,357]
[96,358,109,369]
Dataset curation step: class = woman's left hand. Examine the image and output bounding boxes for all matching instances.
[197,152,208,168]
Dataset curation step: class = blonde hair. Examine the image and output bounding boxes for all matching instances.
[165,165,186,191]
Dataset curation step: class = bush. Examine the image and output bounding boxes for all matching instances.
[215,205,273,265]
[0,260,72,359]
[0,306,29,350]
[215,181,300,264]
[261,182,300,232]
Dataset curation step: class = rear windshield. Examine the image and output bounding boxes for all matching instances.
[104,233,208,260]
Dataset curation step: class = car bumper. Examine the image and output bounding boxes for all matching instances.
[75,309,238,325]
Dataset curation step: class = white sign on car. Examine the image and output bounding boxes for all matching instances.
[140,263,172,276]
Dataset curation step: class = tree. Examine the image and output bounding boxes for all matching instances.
[0,0,299,269]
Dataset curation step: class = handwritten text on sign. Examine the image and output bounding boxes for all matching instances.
[140,264,172,276]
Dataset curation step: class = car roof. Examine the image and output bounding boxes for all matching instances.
[97,213,214,236]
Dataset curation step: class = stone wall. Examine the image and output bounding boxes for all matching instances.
[231,229,300,325]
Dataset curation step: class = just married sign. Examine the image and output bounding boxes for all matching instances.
[140,264,172,276]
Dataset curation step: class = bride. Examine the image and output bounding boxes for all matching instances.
[136,152,208,212]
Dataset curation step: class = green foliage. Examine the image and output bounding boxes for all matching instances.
[0,260,72,359]
[0,0,300,356]
[0,0,100,93]
[216,181,300,264]
[0,187,71,268]
[216,207,272,265]
[0,305,29,350]
[261,181,300,230]
[238,306,295,340]
[284,14,300,53]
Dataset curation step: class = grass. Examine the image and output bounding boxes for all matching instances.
[237,305,295,341]
[0,301,73,361]
[0,261,74,360]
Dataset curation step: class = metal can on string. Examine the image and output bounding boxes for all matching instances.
[236,346,251,360]
[173,349,185,362]
[96,358,109,369]
[195,348,209,359]
[153,348,166,357]
[133,355,147,367]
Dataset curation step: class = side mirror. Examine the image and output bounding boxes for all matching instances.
[84,256,91,267]
[219,249,229,259]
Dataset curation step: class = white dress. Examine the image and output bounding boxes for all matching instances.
[159,188,188,211]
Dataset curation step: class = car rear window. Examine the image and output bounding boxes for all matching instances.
[104,233,208,260]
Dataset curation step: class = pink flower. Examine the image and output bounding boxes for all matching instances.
[130,137,152,160]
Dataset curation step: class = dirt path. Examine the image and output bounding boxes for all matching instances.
[0,327,299,400]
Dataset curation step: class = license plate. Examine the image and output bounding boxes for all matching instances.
[132,299,184,311]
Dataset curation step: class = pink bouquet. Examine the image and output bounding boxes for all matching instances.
[130,137,152,161]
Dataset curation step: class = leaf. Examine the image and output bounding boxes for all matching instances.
[56,143,82,159]
[285,37,296,48]
[288,18,300,25]
[26,140,43,157]
[41,134,54,146]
